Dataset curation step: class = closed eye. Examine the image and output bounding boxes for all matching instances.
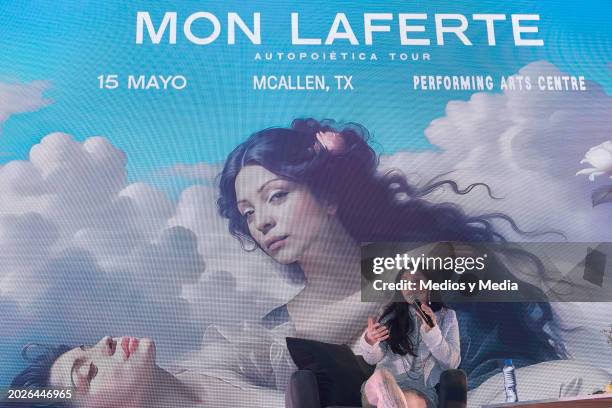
[71,357,96,389]
[88,362,98,382]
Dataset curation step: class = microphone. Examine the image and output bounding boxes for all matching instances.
[406,295,435,328]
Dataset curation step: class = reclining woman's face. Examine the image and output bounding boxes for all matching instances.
[235,165,336,264]
[49,336,156,408]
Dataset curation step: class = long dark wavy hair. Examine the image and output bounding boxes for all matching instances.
[217,118,564,388]
[379,298,446,357]
[217,118,530,247]
[377,246,454,358]
[3,344,74,408]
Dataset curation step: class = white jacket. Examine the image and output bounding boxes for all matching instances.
[357,308,461,388]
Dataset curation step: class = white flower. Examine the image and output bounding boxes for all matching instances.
[576,141,612,181]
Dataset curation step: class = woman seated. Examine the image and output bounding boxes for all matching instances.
[358,269,461,408]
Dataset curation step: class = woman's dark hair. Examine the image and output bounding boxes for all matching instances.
[3,344,74,408]
[217,118,564,387]
[379,301,447,358]
[380,301,419,357]
[218,118,558,245]
[380,269,447,357]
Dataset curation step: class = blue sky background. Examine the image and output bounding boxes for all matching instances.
[0,0,611,389]
[0,0,610,195]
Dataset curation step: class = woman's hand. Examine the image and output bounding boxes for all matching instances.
[418,304,437,333]
[365,317,389,345]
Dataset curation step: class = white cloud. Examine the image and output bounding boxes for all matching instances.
[381,61,612,241]
[0,132,299,366]
[0,81,52,125]
[169,184,301,297]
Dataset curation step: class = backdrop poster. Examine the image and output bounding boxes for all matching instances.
[0,2,611,407]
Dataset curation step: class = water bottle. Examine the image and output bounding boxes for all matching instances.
[502,359,518,402]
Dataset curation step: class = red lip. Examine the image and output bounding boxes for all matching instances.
[121,337,139,359]
[121,337,130,358]
[265,235,288,251]
[130,338,139,354]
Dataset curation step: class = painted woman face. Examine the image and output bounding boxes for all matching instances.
[235,165,335,264]
[49,336,156,408]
